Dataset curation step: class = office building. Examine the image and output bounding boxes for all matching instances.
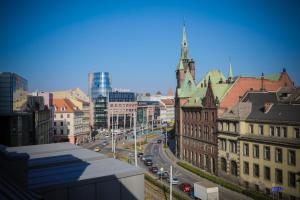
[108,91,137,130]
[88,72,112,128]
[137,101,160,129]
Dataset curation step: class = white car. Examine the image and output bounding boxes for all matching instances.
[167,177,179,185]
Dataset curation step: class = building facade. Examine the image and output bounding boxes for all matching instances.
[0,72,28,114]
[108,91,137,130]
[137,101,160,130]
[53,99,84,144]
[218,90,300,200]
[88,72,112,128]
[160,98,175,125]
[174,25,295,177]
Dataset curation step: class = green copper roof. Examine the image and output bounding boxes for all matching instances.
[263,73,281,81]
[177,59,184,70]
[228,63,233,78]
[197,70,226,86]
[177,71,197,98]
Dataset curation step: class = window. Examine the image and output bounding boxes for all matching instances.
[60,122,63,126]
[259,125,264,135]
[288,150,296,165]
[221,158,227,172]
[243,143,249,156]
[276,127,281,137]
[288,172,296,188]
[294,128,300,138]
[243,161,249,175]
[270,126,275,136]
[220,139,227,151]
[54,114,56,119]
[67,129,70,134]
[67,121,70,126]
[205,112,208,121]
[264,166,271,180]
[275,169,283,184]
[54,129,57,135]
[264,146,270,160]
[282,127,287,138]
[231,161,238,176]
[230,141,237,153]
[67,114,70,118]
[54,122,56,126]
[253,144,259,158]
[60,114,63,118]
[275,148,282,163]
[253,164,259,177]
[60,129,64,135]
[249,124,254,134]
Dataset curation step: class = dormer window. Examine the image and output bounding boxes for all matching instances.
[61,107,65,111]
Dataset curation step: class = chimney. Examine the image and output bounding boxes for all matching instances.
[261,72,265,91]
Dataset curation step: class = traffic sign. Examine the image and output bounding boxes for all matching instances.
[271,186,282,192]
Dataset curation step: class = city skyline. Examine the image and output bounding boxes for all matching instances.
[1,0,300,94]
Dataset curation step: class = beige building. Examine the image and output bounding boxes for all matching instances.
[53,99,85,144]
[218,90,300,200]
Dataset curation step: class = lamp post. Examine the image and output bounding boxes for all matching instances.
[133,112,137,167]
[170,165,173,200]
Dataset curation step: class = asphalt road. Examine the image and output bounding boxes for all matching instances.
[143,137,253,200]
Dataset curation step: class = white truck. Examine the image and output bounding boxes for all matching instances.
[194,180,219,200]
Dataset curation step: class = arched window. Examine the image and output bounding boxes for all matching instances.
[221,157,227,172]
[231,160,238,176]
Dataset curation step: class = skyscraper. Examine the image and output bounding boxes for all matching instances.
[88,72,112,128]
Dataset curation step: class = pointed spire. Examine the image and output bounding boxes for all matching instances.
[180,22,189,60]
[228,57,233,79]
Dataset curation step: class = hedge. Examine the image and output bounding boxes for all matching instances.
[145,173,190,200]
[177,162,272,200]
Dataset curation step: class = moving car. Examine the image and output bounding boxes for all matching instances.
[157,171,169,179]
[144,159,153,166]
[93,147,100,152]
[142,155,153,161]
[157,139,162,144]
[149,166,158,174]
[137,152,144,158]
[179,183,192,193]
[167,177,179,185]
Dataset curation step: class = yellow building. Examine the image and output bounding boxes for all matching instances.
[218,90,300,200]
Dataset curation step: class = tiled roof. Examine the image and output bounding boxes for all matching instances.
[53,99,77,113]
[161,99,175,106]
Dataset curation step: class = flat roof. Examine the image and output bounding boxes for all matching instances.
[7,143,144,191]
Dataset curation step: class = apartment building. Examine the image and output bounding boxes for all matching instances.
[53,99,84,144]
[218,90,300,200]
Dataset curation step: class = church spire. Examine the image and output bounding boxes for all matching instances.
[180,22,189,60]
[228,57,233,80]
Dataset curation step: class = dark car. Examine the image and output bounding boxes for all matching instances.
[157,171,169,179]
[157,139,162,144]
[144,159,153,166]
[179,183,192,193]
[149,166,158,174]
[137,152,143,158]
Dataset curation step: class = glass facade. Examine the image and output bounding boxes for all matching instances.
[109,91,136,102]
[0,72,28,113]
[88,72,112,100]
[88,72,112,128]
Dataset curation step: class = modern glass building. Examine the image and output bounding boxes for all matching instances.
[88,72,112,100]
[88,72,112,128]
[109,91,136,102]
[0,72,28,114]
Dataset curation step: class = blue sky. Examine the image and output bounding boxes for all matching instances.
[1,0,299,94]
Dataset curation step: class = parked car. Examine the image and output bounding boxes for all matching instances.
[137,152,144,158]
[149,166,158,174]
[167,177,179,185]
[102,141,108,146]
[94,147,100,152]
[179,183,192,193]
[144,159,153,166]
[157,171,169,179]
[157,139,162,144]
